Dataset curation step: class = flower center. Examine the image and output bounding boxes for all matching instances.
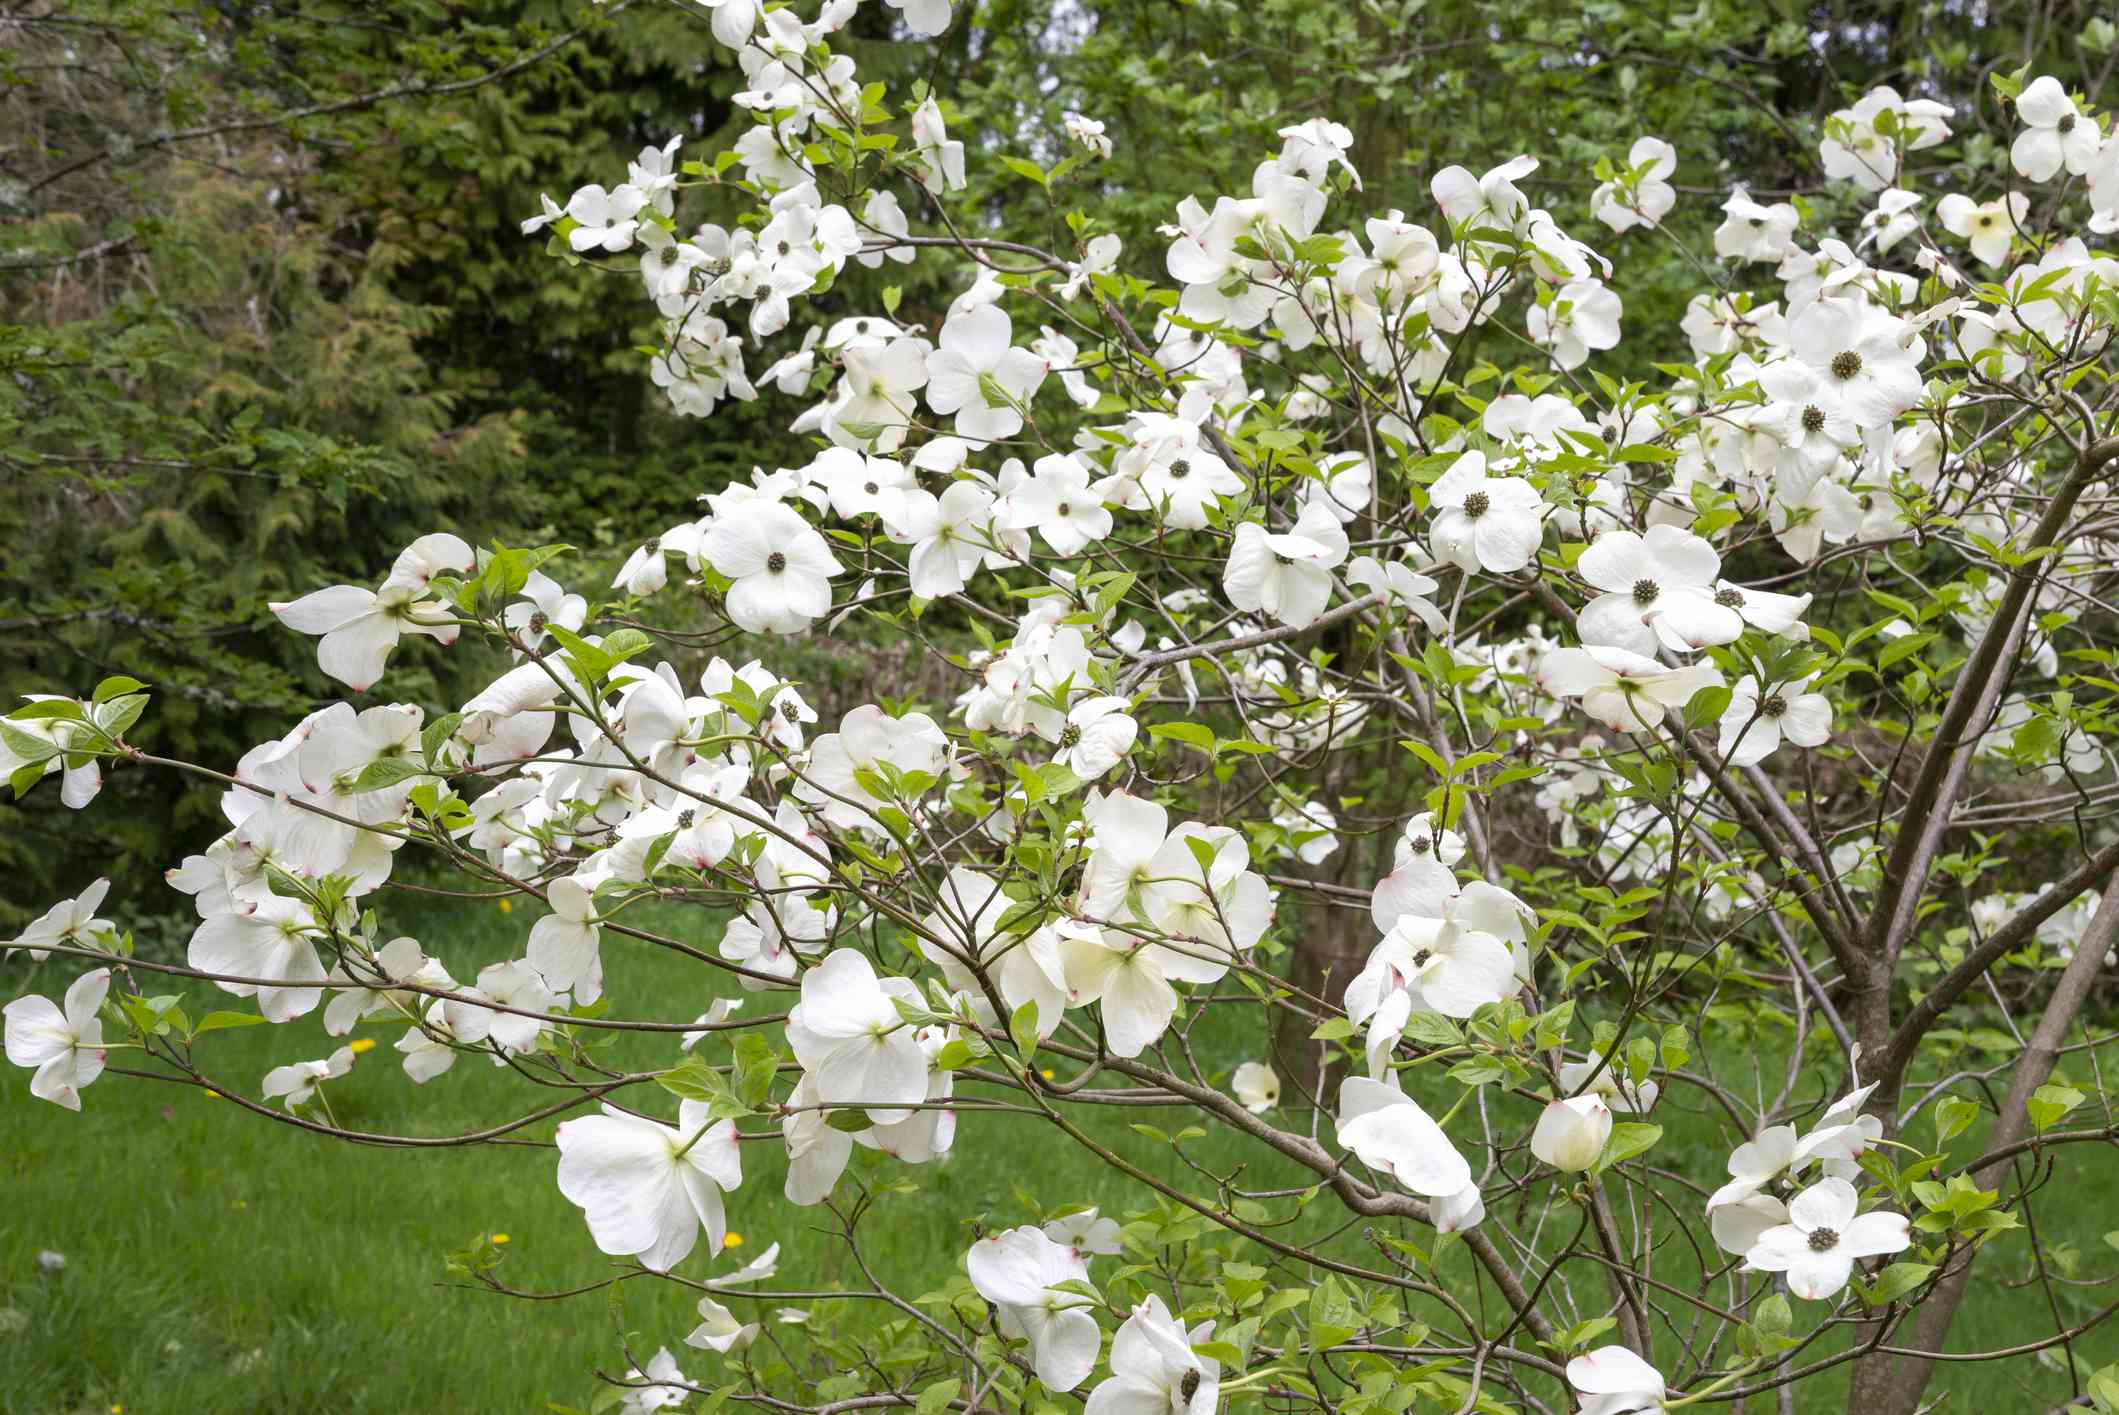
[1715,587,1744,608]
[660,246,679,265]
[767,552,787,573]
[1059,724,1082,748]
[1410,947,1434,969]
[677,809,696,829]
[1179,1371,1202,1402]
[1057,502,1072,517]
[1409,834,1432,855]
[529,610,549,632]
[776,240,792,256]
[1830,350,1863,381]
[863,481,879,496]
[1801,405,1826,434]
[1632,578,1660,606]
[1763,695,1788,717]
[1463,491,1490,519]
[1168,459,1191,480]
[1807,1227,1839,1252]
[645,537,662,554]
[2059,114,2077,135]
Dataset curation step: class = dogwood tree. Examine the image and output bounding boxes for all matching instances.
[10,5,2119,1413]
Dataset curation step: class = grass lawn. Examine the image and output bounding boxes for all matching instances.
[6,888,2119,1412]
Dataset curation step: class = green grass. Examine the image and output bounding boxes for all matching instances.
[6,891,2119,1412]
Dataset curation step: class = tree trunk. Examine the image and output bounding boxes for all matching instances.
[1271,897,1370,1108]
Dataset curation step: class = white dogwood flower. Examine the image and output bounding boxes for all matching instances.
[262,1045,355,1111]
[1531,1094,1613,1171]
[528,875,605,1004]
[925,304,1046,441]
[2013,76,2100,183]
[883,0,952,39]
[3,967,109,1110]
[1719,674,1833,766]
[1528,278,1623,369]
[1535,646,1722,735]
[1428,452,1545,574]
[1054,697,1138,780]
[270,533,474,692]
[1222,502,1349,629]
[555,1102,742,1271]
[967,1225,1100,1392]
[702,502,843,634]
[1745,1176,1910,1299]
[188,894,326,1024]
[786,948,931,1122]
[1084,1295,1218,1415]
[1591,137,1678,233]
[1335,1076,1474,1197]
[1231,1061,1280,1113]
[686,1296,760,1354]
[1576,525,1735,655]
[10,878,117,962]
[1567,1346,1669,1415]
[1937,192,2028,267]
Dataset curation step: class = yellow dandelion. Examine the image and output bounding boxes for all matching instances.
[723,1232,744,1249]
[497,898,513,914]
[348,1038,377,1055]
[490,1233,510,1245]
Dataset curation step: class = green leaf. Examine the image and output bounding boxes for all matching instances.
[1400,739,1450,777]
[0,723,61,763]
[1683,685,1732,731]
[1861,1262,1936,1305]
[2028,1082,2085,1132]
[1306,1274,1361,1352]
[601,628,654,665]
[1149,721,1216,753]
[732,1032,780,1110]
[1402,1011,1464,1047]
[6,699,83,723]
[998,155,1048,187]
[655,1056,747,1120]
[421,712,463,766]
[349,757,428,792]
[1593,1122,1662,1173]
[543,623,613,683]
[1932,1095,1982,1145]
[1009,1000,1041,1062]
[193,1010,270,1035]
[92,692,150,741]
[1555,1315,1617,1354]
